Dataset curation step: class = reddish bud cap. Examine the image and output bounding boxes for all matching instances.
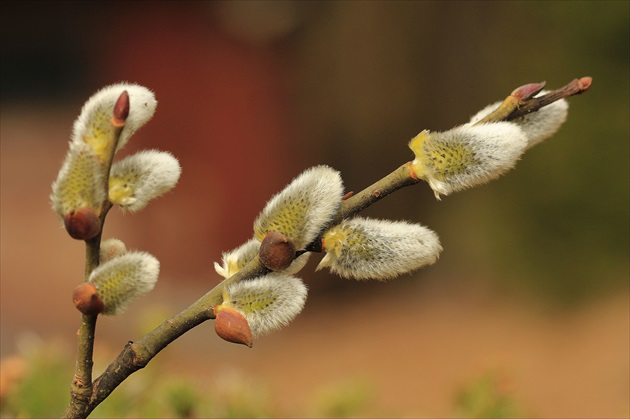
[72,282,105,315]
[511,81,546,101]
[214,306,253,348]
[112,90,130,127]
[259,231,296,271]
[63,207,101,241]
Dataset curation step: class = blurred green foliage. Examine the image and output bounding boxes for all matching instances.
[1,343,68,417]
[404,1,630,306]
[310,377,374,417]
[454,372,524,419]
[2,340,534,418]
[1,341,372,418]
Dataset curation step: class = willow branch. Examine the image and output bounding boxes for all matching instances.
[75,165,422,417]
[65,77,591,418]
[337,163,419,221]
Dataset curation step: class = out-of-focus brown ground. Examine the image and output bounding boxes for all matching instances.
[1,110,629,418]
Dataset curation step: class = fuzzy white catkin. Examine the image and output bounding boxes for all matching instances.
[224,274,307,337]
[410,123,528,199]
[109,150,181,212]
[99,238,127,263]
[317,217,442,280]
[89,251,160,315]
[253,165,344,249]
[469,93,568,149]
[51,141,106,216]
[72,83,157,152]
[214,238,310,279]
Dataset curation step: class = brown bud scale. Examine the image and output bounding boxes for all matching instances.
[64,207,101,241]
[342,191,354,200]
[72,282,105,315]
[259,231,296,271]
[214,306,253,347]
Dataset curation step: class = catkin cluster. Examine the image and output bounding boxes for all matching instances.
[53,84,182,316]
[53,82,571,344]
[213,89,569,346]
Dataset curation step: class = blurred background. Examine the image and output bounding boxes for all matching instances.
[1,1,628,417]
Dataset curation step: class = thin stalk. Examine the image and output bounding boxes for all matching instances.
[338,163,419,221]
[63,92,128,419]
[62,235,100,419]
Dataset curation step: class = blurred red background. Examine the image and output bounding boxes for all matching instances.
[1,1,628,417]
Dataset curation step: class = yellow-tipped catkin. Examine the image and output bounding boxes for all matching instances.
[317,217,442,280]
[469,94,569,149]
[214,239,260,279]
[51,142,106,218]
[88,251,160,315]
[109,150,181,212]
[214,238,310,279]
[409,124,527,199]
[221,273,307,337]
[253,165,344,249]
[72,83,157,154]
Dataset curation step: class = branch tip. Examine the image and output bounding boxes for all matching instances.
[504,76,593,121]
[578,76,592,91]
